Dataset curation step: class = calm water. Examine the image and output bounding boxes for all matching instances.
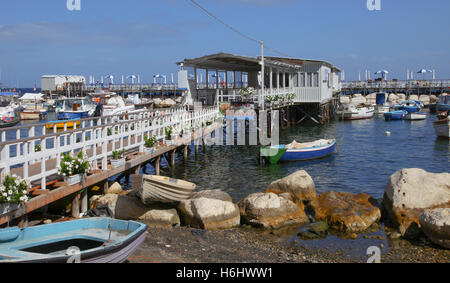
[136,112,449,201]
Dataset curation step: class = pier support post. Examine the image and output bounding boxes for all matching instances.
[184,145,188,159]
[80,188,88,214]
[171,149,176,167]
[155,156,161,176]
[72,193,80,218]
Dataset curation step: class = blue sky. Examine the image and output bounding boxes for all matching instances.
[0,0,449,87]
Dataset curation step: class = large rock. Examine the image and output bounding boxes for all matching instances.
[107,182,123,195]
[139,208,180,228]
[160,99,177,108]
[384,169,450,237]
[178,197,240,230]
[191,190,232,202]
[238,193,309,229]
[340,96,350,105]
[409,94,419,101]
[366,93,377,105]
[310,191,381,233]
[430,95,438,103]
[397,93,407,101]
[419,95,430,106]
[388,93,399,103]
[265,170,316,204]
[350,95,367,106]
[90,194,150,220]
[420,208,450,249]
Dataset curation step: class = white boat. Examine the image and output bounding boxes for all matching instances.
[342,105,375,120]
[434,116,450,139]
[405,112,427,120]
[18,93,48,120]
[375,105,390,115]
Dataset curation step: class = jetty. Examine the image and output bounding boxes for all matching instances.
[342,80,450,96]
[0,106,221,226]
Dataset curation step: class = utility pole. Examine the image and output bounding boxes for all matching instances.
[261,40,265,111]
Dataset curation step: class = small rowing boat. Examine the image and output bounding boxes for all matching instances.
[0,218,147,263]
[405,112,427,121]
[46,118,81,130]
[132,175,196,204]
[434,115,450,139]
[261,139,336,164]
[384,110,408,121]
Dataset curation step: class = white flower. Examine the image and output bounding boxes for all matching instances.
[22,190,27,195]
[6,197,11,201]
[2,193,7,197]
[8,190,13,195]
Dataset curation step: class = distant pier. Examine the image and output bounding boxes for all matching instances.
[341,80,450,95]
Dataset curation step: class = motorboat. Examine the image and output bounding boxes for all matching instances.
[0,218,147,263]
[261,139,336,164]
[18,93,48,120]
[434,112,449,139]
[384,110,408,121]
[436,93,450,112]
[393,100,424,113]
[405,112,427,121]
[341,105,375,120]
[56,98,96,120]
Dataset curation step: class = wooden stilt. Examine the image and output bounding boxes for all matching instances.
[184,145,188,158]
[80,188,88,214]
[155,156,161,176]
[72,193,80,218]
[171,149,176,167]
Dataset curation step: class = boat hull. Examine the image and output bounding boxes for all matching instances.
[0,117,20,128]
[434,118,450,139]
[58,111,89,120]
[405,112,427,120]
[20,111,46,120]
[46,119,81,130]
[279,141,336,162]
[0,218,147,263]
[384,111,407,121]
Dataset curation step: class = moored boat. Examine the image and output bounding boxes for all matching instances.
[261,139,336,164]
[46,118,81,130]
[436,93,450,112]
[405,112,427,121]
[384,110,407,121]
[0,116,20,128]
[132,175,196,204]
[19,109,47,120]
[0,218,147,263]
[393,100,424,113]
[434,116,450,139]
[57,98,96,120]
[341,105,375,120]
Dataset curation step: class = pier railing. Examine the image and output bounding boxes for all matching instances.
[0,106,220,191]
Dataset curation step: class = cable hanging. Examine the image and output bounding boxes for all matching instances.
[188,0,292,58]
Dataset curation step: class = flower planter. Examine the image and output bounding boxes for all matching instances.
[64,174,84,186]
[144,147,155,155]
[111,158,126,168]
[0,203,20,216]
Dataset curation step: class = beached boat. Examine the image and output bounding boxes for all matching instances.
[436,93,450,112]
[341,105,375,120]
[405,112,427,121]
[261,139,336,164]
[434,116,450,139]
[132,175,196,204]
[384,110,408,121]
[0,218,147,263]
[57,98,96,120]
[46,118,81,130]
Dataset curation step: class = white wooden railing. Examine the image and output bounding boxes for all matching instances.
[0,106,220,191]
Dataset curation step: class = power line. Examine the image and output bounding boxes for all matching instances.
[187,0,292,58]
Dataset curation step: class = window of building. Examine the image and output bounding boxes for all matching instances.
[299,73,305,87]
[307,73,312,87]
[313,72,319,87]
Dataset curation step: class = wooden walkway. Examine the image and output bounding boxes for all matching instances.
[0,106,221,226]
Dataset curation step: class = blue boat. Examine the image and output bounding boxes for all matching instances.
[437,94,450,112]
[261,139,336,164]
[393,100,424,113]
[0,218,147,263]
[56,98,96,120]
[384,110,408,121]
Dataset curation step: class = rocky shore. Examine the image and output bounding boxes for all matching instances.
[89,168,450,263]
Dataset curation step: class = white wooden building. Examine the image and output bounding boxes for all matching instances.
[177,53,342,106]
[41,75,86,92]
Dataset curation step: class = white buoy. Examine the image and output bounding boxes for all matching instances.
[385,131,391,136]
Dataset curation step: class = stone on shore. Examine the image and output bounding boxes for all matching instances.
[350,95,366,105]
[90,193,151,220]
[265,170,316,204]
[340,96,350,105]
[238,193,309,229]
[409,94,419,101]
[430,95,438,103]
[383,168,450,238]
[191,190,232,202]
[419,208,450,249]
[310,191,381,233]
[139,208,180,228]
[160,98,177,108]
[177,197,240,230]
[107,182,124,195]
[297,221,329,240]
[419,95,430,106]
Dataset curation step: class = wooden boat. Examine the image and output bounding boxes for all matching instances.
[261,139,336,164]
[436,94,450,112]
[434,116,450,139]
[132,175,196,204]
[405,112,427,121]
[384,110,407,121]
[46,118,81,130]
[0,117,20,128]
[0,218,147,263]
[341,105,375,120]
[19,110,47,120]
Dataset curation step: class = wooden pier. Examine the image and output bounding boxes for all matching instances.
[341,80,450,95]
[0,106,221,226]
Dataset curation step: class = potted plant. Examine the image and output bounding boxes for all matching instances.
[0,175,30,215]
[144,135,158,154]
[239,87,255,101]
[165,126,174,146]
[57,152,91,186]
[111,149,126,168]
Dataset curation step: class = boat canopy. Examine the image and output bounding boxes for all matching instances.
[19,93,44,101]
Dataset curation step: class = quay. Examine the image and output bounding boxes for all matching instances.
[342,80,450,96]
[0,106,221,226]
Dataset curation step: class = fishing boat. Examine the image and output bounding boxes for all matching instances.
[57,98,96,120]
[132,175,196,204]
[434,111,450,139]
[261,139,336,164]
[341,105,375,120]
[46,118,81,130]
[18,93,48,120]
[405,112,427,121]
[384,110,408,121]
[375,93,390,115]
[436,93,450,112]
[0,218,147,263]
